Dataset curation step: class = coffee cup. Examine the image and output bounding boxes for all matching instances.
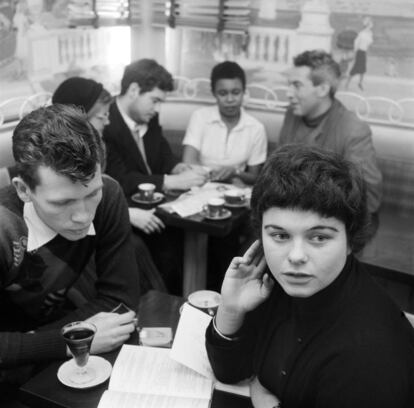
[224,189,246,206]
[188,290,221,316]
[203,197,225,218]
[138,183,156,201]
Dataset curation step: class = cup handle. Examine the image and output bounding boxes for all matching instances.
[202,204,209,214]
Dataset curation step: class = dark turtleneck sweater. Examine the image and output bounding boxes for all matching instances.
[206,256,414,408]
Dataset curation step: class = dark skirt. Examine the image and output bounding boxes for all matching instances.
[350,49,367,75]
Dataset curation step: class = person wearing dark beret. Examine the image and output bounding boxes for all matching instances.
[52,77,111,135]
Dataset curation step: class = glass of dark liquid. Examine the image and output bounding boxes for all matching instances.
[61,321,97,385]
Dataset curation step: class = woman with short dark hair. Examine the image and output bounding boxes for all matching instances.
[206,144,414,408]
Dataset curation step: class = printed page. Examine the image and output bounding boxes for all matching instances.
[109,345,212,400]
[171,303,250,397]
[98,390,210,408]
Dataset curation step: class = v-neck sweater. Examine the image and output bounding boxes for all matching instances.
[0,176,140,367]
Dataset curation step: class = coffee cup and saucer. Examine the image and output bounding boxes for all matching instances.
[187,290,221,316]
[131,183,164,205]
[223,189,248,208]
[201,198,232,221]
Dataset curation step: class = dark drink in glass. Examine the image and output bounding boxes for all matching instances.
[61,321,97,384]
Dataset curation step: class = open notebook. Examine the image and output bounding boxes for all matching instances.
[98,345,213,408]
[98,303,249,408]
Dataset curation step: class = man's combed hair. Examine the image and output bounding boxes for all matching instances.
[120,59,174,95]
[12,104,105,189]
[293,50,341,97]
[250,144,371,252]
[210,61,246,93]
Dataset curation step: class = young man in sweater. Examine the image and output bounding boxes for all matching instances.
[0,105,139,396]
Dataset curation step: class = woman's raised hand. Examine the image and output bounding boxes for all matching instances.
[220,240,274,315]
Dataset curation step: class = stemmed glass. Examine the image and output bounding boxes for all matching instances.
[61,321,97,385]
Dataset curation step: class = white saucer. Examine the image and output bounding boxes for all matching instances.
[57,355,112,389]
[224,200,248,208]
[131,192,164,205]
[201,208,232,221]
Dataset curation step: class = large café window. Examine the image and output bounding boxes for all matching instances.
[0,0,413,126]
[0,0,132,123]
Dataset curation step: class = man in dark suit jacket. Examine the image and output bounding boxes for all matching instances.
[104,59,208,196]
[104,59,208,294]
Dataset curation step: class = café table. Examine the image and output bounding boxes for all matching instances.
[131,185,251,297]
[19,290,252,408]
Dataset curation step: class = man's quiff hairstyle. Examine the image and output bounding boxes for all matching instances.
[250,144,371,253]
[12,104,105,190]
[293,50,341,98]
[210,61,246,93]
[120,59,174,95]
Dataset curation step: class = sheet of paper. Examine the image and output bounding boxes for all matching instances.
[170,303,214,378]
[99,390,210,408]
[170,303,250,397]
[159,182,251,217]
[169,188,222,217]
[109,345,212,400]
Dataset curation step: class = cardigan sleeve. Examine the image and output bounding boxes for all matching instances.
[205,305,265,384]
[0,330,66,367]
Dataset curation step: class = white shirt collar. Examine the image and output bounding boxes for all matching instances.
[23,202,95,251]
[116,98,148,138]
[208,105,250,130]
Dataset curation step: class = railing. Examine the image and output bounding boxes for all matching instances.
[209,25,296,70]
[0,92,52,126]
[172,76,288,110]
[24,26,130,81]
[171,77,414,128]
[1,79,413,129]
[27,28,109,79]
[241,26,296,70]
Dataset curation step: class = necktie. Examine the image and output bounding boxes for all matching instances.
[133,125,152,175]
